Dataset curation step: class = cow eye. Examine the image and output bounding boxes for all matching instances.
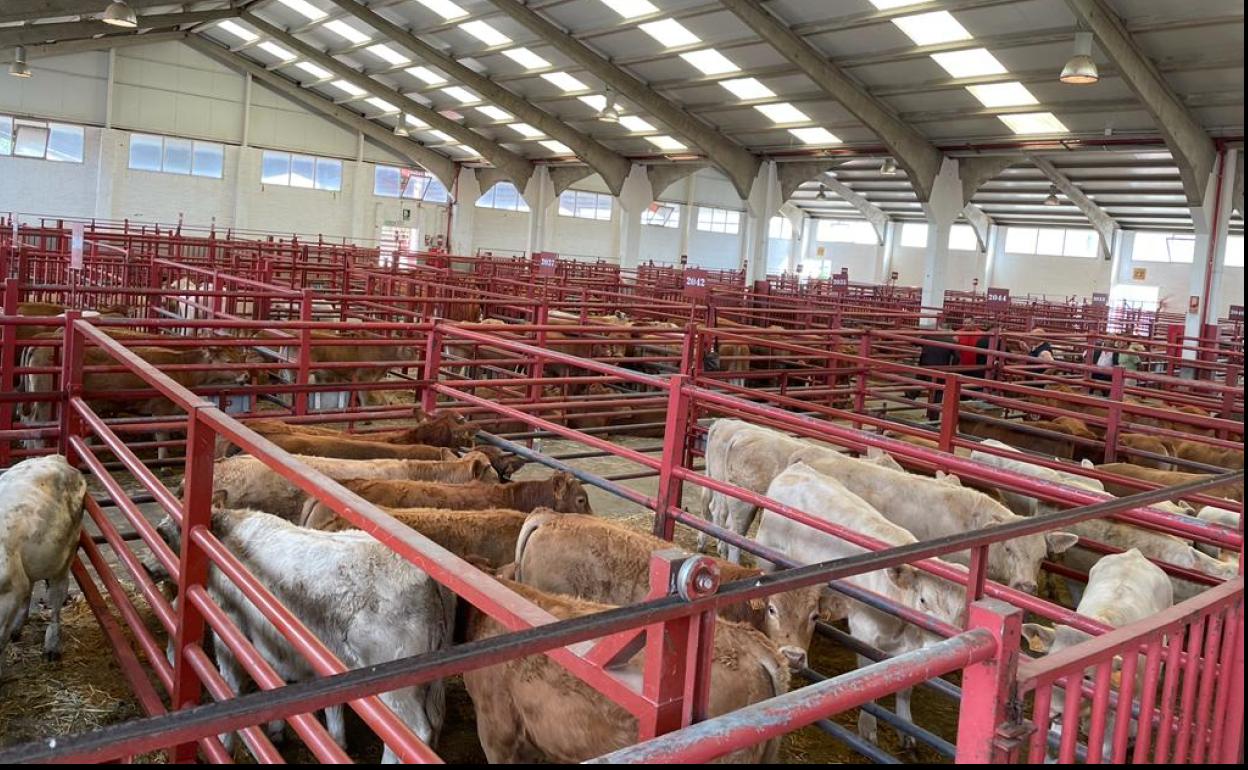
[767,605,778,616]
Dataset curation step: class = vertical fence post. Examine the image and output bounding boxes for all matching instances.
[638,551,705,741]
[295,289,313,416]
[853,331,871,426]
[1220,597,1245,763]
[939,376,962,453]
[169,408,217,762]
[421,320,443,415]
[654,374,692,541]
[0,277,19,466]
[529,302,549,409]
[955,599,1027,764]
[1103,366,1124,463]
[57,311,84,462]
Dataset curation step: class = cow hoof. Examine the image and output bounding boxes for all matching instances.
[9,627,22,643]
[43,649,63,663]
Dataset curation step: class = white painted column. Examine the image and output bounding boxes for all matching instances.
[982,223,1005,288]
[795,215,815,275]
[104,49,116,130]
[879,219,899,283]
[616,164,653,270]
[230,71,253,232]
[521,167,555,256]
[743,160,781,283]
[450,166,479,256]
[678,175,695,261]
[92,129,119,221]
[1184,148,1237,347]
[919,158,965,326]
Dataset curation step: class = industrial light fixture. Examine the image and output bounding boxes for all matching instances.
[596,88,621,123]
[1043,184,1061,206]
[880,157,898,175]
[816,184,828,200]
[9,46,31,78]
[1060,31,1099,84]
[394,115,409,137]
[102,1,139,28]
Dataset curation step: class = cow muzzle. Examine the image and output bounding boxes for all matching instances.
[1013,580,1038,596]
[779,645,808,671]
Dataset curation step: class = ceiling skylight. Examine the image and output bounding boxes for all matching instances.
[406,66,447,85]
[258,42,296,61]
[869,0,927,9]
[414,0,468,20]
[366,97,398,113]
[967,82,1038,108]
[324,19,370,45]
[998,112,1069,135]
[601,0,658,17]
[929,48,1007,78]
[619,115,656,132]
[428,130,454,142]
[460,20,511,47]
[477,105,513,121]
[680,49,740,76]
[296,61,332,79]
[540,140,573,154]
[755,102,811,124]
[405,114,430,129]
[216,20,258,43]
[367,44,410,66]
[332,80,366,97]
[720,78,775,100]
[639,19,700,48]
[790,127,840,144]
[441,86,479,103]
[502,47,551,70]
[578,95,607,110]
[510,123,544,138]
[647,135,687,151]
[542,72,589,92]
[891,11,972,46]
[275,0,326,21]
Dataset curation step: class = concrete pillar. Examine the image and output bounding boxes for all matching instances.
[879,219,899,284]
[450,165,480,256]
[1110,229,1135,288]
[795,215,815,275]
[92,128,118,222]
[743,160,782,282]
[521,166,556,256]
[678,175,695,261]
[1184,148,1237,344]
[616,164,653,270]
[982,223,1004,289]
[348,159,372,241]
[919,158,964,326]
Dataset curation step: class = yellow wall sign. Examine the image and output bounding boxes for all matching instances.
[1132,267,1147,281]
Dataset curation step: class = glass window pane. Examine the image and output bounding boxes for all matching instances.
[949,224,979,251]
[576,191,595,218]
[1167,235,1195,263]
[13,122,49,158]
[289,154,316,188]
[558,190,576,216]
[1062,228,1097,258]
[405,174,429,199]
[46,124,83,162]
[424,177,449,203]
[0,116,11,155]
[1225,235,1244,268]
[262,151,290,185]
[192,141,224,178]
[162,137,192,174]
[901,222,929,248]
[1005,227,1037,254]
[1036,228,1065,256]
[375,165,401,197]
[129,133,163,171]
[496,183,520,210]
[315,159,342,191]
[476,186,496,208]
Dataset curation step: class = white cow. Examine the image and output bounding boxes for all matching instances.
[758,463,967,749]
[0,455,87,674]
[160,507,455,761]
[1021,548,1172,761]
[969,439,1105,517]
[1195,505,1241,561]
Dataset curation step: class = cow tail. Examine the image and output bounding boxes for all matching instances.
[513,511,558,582]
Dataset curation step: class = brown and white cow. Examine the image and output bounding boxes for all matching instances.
[462,580,788,763]
[305,473,592,515]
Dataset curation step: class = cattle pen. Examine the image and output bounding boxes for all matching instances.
[0,219,1244,765]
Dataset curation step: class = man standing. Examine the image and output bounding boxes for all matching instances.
[917,323,959,420]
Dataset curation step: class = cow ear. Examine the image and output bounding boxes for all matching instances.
[1021,623,1056,653]
[818,588,848,622]
[552,472,569,491]
[887,564,917,590]
[211,489,229,509]
[1045,531,1079,554]
[935,471,962,487]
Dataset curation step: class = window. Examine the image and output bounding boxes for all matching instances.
[476,182,530,212]
[373,165,451,203]
[1004,226,1098,258]
[816,219,876,245]
[949,224,980,251]
[558,190,613,221]
[768,216,793,240]
[1132,231,1196,264]
[696,206,741,235]
[900,222,929,248]
[642,202,680,228]
[1109,283,1160,312]
[0,115,83,162]
[260,150,342,191]
[1226,234,1245,268]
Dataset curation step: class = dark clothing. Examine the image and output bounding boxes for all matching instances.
[1091,349,1118,383]
[918,334,959,367]
[1029,341,1054,359]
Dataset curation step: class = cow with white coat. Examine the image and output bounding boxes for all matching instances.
[158,507,455,761]
[0,455,87,676]
[758,463,968,749]
[1021,548,1173,762]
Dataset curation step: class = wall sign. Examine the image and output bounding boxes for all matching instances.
[1189,295,1201,313]
[683,268,709,300]
[1132,267,1147,281]
[1230,305,1244,322]
[69,222,85,271]
[831,272,849,293]
[534,251,558,276]
[986,287,1010,307]
[1091,292,1109,306]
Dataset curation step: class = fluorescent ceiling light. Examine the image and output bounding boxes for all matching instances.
[510,123,544,138]
[579,94,607,110]
[680,49,739,76]
[639,19,700,48]
[460,20,511,47]
[870,0,926,9]
[618,115,656,132]
[441,86,479,103]
[930,48,1007,78]
[367,44,410,66]
[967,82,1038,108]
[414,0,469,20]
[720,77,775,100]
[502,47,550,70]
[998,111,1069,135]
[891,11,972,46]
[790,127,840,144]
[406,66,447,85]
[601,0,658,18]
[429,130,455,142]
[332,80,366,97]
[755,102,810,124]
[258,42,296,61]
[542,72,588,92]
[541,140,573,154]
[366,97,398,113]
[446,145,479,157]
[275,0,327,21]
[324,19,370,44]
[405,114,430,129]
[296,61,332,79]
[477,105,513,121]
[647,135,687,151]
[216,20,258,43]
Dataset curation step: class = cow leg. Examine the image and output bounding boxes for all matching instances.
[156,430,171,461]
[895,686,917,752]
[323,705,345,748]
[214,636,245,757]
[721,499,759,564]
[42,568,71,662]
[855,655,881,746]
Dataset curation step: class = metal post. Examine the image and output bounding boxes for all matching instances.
[1103,366,1124,463]
[295,289,313,416]
[853,331,871,426]
[654,374,692,541]
[638,551,702,741]
[939,376,961,453]
[0,277,19,466]
[421,320,443,415]
[954,599,1027,763]
[57,311,84,463]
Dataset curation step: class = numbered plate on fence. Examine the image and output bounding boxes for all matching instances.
[534,252,558,276]
[1231,305,1245,323]
[986,287,1010,307]
[683,268,709,300]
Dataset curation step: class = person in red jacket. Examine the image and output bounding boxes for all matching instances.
[956,318,982,369]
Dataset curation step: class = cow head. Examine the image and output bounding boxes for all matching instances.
[989,531,1079,595]
[762,585,843,671]
[550,472,593,513]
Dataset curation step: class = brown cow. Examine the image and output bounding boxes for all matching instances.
[1116,433,1174,470]
[1169,441,1244,472]
[305,473,591,515]
[257,432,455,461]
[513,512,831,666]
[1096,463,1243,504]
[959,411,1076,460]
[463,580,788,763]
[302,504,536,570]
[261,328,416,405]
[209,452,496,520]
